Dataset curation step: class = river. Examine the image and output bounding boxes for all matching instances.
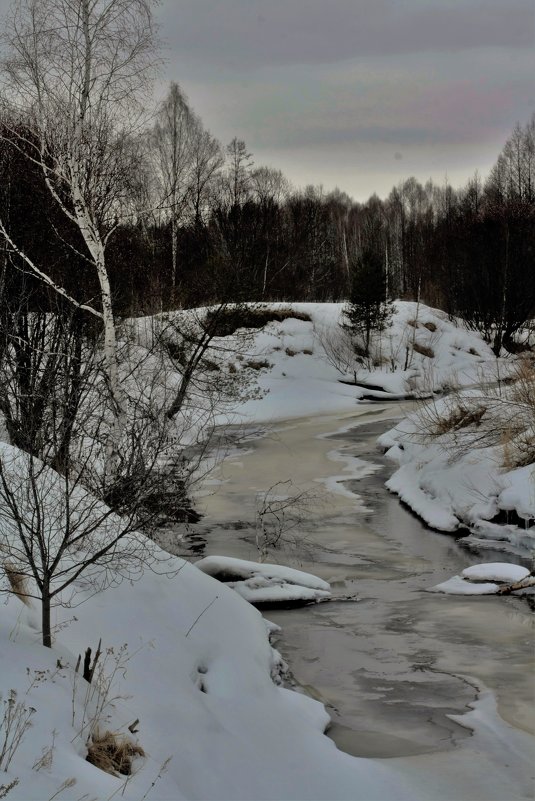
[162,404,534,763]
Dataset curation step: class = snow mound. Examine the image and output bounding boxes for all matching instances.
[429,562,532,595]
[195,555,331,605]
[462,563,530,583]
[428,575,500,595]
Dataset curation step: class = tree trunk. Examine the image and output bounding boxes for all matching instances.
[71,177,126,482]
[171,215,178,302]
[94,244,127,483]
[42,590,52,648]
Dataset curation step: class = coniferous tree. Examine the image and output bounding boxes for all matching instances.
[344,249,392,357]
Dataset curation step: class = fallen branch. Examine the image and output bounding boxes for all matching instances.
[497,575,535,595]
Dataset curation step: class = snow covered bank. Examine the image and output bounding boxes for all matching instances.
[379,384,535,556]
[129,300,504,429]
[228,301,508,421]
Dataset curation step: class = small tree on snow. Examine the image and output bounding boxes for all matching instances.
[0,435,178,648]
[343,249,392,358]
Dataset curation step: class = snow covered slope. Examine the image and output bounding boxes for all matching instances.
[2,489,534,801]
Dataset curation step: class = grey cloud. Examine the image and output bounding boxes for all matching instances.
[251,123,479,150]
[158,0,534,71]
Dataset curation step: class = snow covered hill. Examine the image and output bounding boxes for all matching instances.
[129,300,508,429]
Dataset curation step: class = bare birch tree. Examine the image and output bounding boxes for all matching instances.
[0,0,159,482]
[152,83,196,296]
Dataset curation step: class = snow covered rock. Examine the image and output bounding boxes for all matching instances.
[194,555,331,606]
[429,562,532,595]
[461,563,530,583]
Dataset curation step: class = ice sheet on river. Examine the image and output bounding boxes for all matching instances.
[194,555,331,605]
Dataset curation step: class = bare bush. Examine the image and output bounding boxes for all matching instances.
[205,306,311,338]
[0,444,173,647]
[315,321,360,376]
[0,690,35,772]
[255,480,319,560]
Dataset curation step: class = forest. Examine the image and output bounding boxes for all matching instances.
[1,85,534,357]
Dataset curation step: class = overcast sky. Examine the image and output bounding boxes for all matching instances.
[155,0,534,200]
[1,0,533,201]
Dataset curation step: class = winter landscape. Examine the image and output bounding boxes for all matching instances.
[0,1,534,800]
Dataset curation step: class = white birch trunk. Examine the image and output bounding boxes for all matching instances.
[71,174,126,482]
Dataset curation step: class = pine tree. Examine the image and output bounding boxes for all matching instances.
[344,249,392,357]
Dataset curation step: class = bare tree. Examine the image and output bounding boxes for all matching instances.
[0,0,159,482]
[224,138,253,208]
[152,82,196,296]
[0,440,172,648]
[188,129,224,227]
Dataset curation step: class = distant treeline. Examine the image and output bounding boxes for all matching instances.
[1,87,533,353]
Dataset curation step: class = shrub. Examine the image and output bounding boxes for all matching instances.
[204,306,311,338]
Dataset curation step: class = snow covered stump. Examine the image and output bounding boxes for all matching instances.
[194,556,331,607]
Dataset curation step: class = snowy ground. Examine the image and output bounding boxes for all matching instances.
[1,301,533,800]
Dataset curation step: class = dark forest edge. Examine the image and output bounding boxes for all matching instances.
[1,88,534,358]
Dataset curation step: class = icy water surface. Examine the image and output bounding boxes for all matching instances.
[165,406,535,762]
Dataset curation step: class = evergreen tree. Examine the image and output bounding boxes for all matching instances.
[344,249,392,357]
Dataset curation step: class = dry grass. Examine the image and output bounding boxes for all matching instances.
[206,306,311,338]
[3,563,31,606]
[430,403,486,435]
[86,730,145,777]
[423,321,437,332]
[407,319,418,328]
[0,779,19,799]
[418,358,535,469]
[285,347,297,357]
[413,342,435,358]
[244,359,271,371]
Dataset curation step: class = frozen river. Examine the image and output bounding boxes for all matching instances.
[168,405,534,769]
